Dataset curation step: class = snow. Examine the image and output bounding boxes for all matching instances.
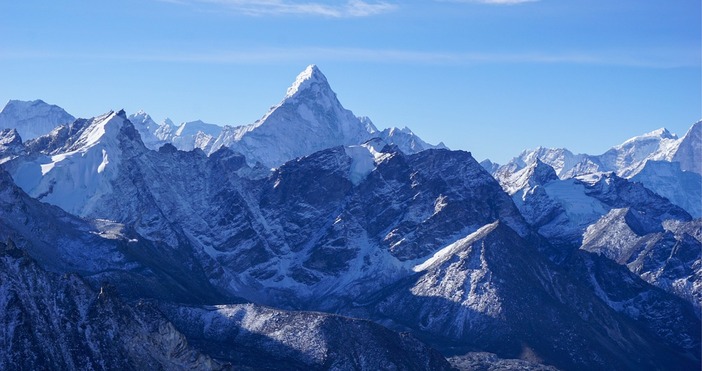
[492,122,696,186]
[377,126,446,154]
[413,222,499,272]
[543,179,607,222]
[133,66,439,169]
[7,111,124,216]
[344,145,375,185]
[97,149,110,173]
[631,160,702,218]
[285,64,325,99]
[0,99,75,140]
[433,194,448,215]
[582,208,640,261]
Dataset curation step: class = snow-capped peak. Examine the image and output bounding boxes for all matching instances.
[0,99,75,140]
[285,64,328,99]
[4,110,133,216]
[636,127,676,141]
[69,110,123,151]
[501,158,558,195]
[127,110,165,149]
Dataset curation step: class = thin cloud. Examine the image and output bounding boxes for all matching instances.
[162,0,397,17]
[1,47,698,69]
[440,0,539,4]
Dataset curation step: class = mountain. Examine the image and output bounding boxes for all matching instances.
[165,120,222,152]
[582,211,702,314]
[0,99,75,141]
[0,137,457,368]
[361,221,699,370]
[0,129,24,163]
[4,110,127,216]
[494,126,685,179]
[502,159,691,252]
[672,120,702,174]
[159,303,452,370]
[1,67,700,370]
[207,65,377,167]
[491,121,702,218]
[126,66,442,167]
[2,108,524,304]
[3,110,698,369]
[495,151,700,312]
[0,237,451,370]
[598,127,680,177]
[377,125,447,154]
[127,110,168,149]
[631,160,702,218]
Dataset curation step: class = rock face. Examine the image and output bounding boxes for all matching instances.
[361,222,700,370]
[500,160,691,250]
[1,237,451,370]
[582,213,702,315]
[496,157,700,312]
[0,240,224,371]
[0,99,75,141]
[0,128,24,163]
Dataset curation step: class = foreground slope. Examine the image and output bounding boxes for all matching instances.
[0,240,224,370]
[364,222,700,369]
[159,303,452,370]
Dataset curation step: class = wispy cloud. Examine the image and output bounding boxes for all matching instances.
[162,0,397,17]
[439,0,539,4]
[2,47,698,69]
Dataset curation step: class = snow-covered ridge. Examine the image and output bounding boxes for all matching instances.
[4,111,128,216]
[413,222,499,272]
[493,122,697,180]
[491,120,701,217]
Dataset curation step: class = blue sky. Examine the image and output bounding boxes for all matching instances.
[1,0,699,163]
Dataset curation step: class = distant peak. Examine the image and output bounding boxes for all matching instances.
[7,99,45,105]
[638,127,676,140]
[4,99,49,110]
[285,64,330,98]
[387,127,414,135]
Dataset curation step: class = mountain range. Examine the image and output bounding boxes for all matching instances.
[0,65,699,370]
